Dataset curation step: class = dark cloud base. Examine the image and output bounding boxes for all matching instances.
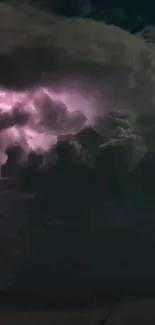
[0,45,132,91]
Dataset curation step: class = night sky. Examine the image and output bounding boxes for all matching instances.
[31,0,155,32]
[1,0,155,310]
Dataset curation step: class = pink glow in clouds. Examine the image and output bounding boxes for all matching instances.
[0,86,97,168]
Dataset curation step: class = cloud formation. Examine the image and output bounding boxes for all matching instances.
[0,3,154,168]
[0,87,94,167]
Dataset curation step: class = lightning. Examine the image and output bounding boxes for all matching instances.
[0,86,97,170]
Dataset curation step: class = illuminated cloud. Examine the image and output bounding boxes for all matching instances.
[0,3,154,168]
[0,86,98,167]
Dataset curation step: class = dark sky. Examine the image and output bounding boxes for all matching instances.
[30,0,155,33]
[1,0,155,300]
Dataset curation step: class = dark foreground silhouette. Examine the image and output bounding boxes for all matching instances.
[1,127,155,311]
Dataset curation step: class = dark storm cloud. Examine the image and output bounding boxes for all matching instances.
[0,3,154,153]
[0,3,152,92]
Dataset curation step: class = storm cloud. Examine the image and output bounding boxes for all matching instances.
[0,3,154,167]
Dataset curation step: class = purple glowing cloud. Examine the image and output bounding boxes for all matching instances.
[0,86,99,167]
